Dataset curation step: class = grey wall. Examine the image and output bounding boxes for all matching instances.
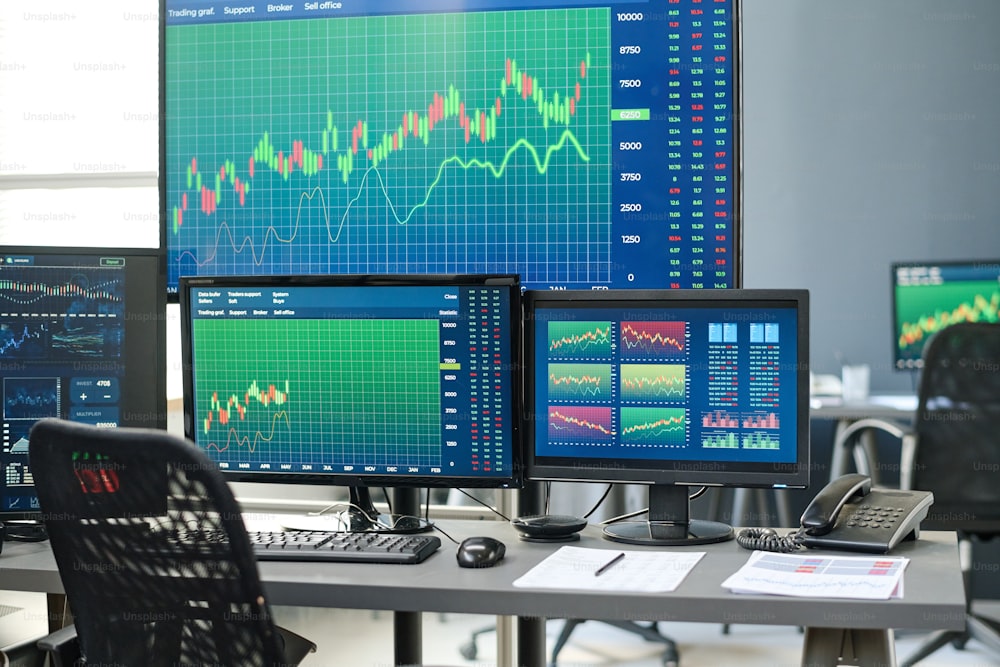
[741,0,1000,394]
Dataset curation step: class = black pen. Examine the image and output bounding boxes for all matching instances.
[594,552,626,577]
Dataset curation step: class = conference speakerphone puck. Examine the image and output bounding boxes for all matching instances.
[511,514,587,541]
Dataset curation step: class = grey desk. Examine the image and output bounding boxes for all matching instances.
[0,521,965,667]
[810,393,917,425]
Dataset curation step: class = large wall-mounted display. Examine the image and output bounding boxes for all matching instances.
[161,0,742,295]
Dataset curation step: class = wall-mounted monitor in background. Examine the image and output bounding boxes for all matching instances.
[892,260,1000,371]
[161,0,742,297]
[524,289,809,546]
[179,273,522,533]
[0,247,166,521]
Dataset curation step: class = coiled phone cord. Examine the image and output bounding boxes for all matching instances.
[736,526,807,553]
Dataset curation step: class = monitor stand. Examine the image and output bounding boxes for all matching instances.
[602,484,733,546]
[279,486,432,534]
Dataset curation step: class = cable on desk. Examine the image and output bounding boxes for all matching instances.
[581,484,614,520]
[736,526,807,553]
[452,488,511,522]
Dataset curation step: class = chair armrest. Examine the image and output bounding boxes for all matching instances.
[830,417,912,485]
[1,635,50,667]
[32,624,80,667]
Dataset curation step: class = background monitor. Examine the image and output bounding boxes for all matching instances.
[179,273,522,533]
[161,0,742,296]
[0,247,166,521]
[524,288,809,545]
[892,260,1000,371]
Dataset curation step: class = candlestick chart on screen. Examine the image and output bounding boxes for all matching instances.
[192,317,442,469]
[164,1,740,293]
[166,9,611,290]
[895,282,1000,354]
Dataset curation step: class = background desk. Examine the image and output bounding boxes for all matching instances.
[811,393,917,421]
[0,521,964,667]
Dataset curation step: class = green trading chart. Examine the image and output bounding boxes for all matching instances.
[193,318,442,468]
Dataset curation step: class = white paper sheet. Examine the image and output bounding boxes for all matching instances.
[513,546,705,593]
[722,550,908,600]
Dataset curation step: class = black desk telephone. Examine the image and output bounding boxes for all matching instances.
[738,473,934,554]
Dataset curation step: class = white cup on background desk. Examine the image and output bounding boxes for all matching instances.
[841,364,871,403]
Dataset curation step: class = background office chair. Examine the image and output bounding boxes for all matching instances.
[832,321,1000,666]
[550,619,678,666]
[459,616,677,666]
[27,418,316,666]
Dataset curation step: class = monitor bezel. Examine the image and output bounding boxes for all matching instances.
[178,272,524,490]
[523,288,810,490]
[891,259,1000,372]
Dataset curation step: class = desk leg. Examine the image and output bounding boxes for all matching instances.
[802,627,896,667]
[47,593,70,632]
[517,616,546,667]
[516,484,547,667]
[391,488,424,666]
[393,611,421,666]
[496,616,513,667]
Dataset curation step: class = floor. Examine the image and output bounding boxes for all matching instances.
[268,603,1000,667]
[3,590,998,666]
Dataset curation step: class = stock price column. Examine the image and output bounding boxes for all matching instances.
[745,322,782,451]
[612,0,736,288]
[464,288,507,476]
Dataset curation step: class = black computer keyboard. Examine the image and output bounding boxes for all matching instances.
[246,530,442,564]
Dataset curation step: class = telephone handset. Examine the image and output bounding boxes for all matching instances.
[738,473,935,554]
[800,473,874,536]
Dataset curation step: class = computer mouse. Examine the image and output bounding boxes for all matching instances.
[456,536,506,568]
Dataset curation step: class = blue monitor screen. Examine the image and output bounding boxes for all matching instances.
[180,274,522,488]
[0,248,166,518]
[525,289,810,489]
[162,0,741,295]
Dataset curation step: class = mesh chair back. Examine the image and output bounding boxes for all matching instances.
[29,418,291,667]
[911,322,1000,532]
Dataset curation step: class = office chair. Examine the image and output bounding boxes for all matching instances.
[551,619,678,667]
[26,418,316,667]
[460,617,677,666]
[832,322,1000,666]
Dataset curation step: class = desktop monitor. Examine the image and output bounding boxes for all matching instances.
[161,0,742,296]
[0,247,166,522]
[524,288,810,545]
[179,273,522,532]
[892,260,1000,370]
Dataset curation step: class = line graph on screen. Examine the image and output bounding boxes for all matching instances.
[166,8,611,289]
[191,317,443,468]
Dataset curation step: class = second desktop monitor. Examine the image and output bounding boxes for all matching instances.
[179,273,524,524]
[524,289,810,545]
